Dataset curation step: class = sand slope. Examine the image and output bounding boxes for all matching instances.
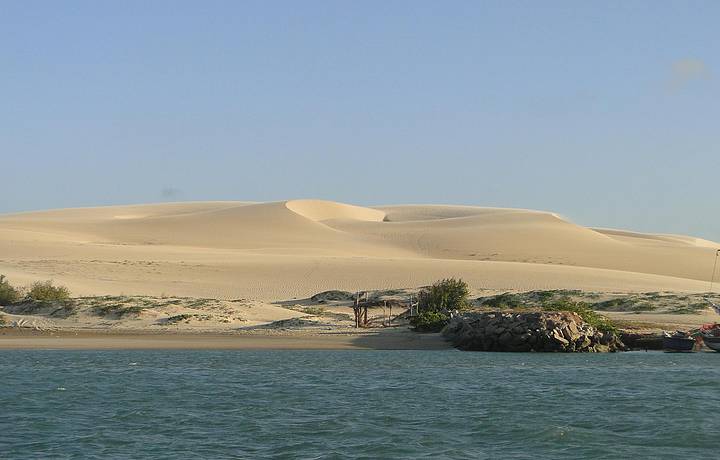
[0,200,717,300]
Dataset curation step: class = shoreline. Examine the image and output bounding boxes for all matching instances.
[0,328,453,351]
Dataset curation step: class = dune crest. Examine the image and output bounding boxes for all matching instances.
[285,200,386,222]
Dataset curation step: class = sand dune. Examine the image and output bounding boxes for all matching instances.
[0,200,718,300]
[286,199,386,222]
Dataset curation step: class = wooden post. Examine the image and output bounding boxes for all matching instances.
[354,292,360,328]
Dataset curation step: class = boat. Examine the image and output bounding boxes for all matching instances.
[698,323,720,352]
[702,336,720,352]
[662,333,695,352]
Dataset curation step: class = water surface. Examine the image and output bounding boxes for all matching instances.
[1,350,718,459]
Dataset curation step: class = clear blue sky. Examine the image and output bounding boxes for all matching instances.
[1,1,718,240]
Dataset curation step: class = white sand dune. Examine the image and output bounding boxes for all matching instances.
[1,200,718,300]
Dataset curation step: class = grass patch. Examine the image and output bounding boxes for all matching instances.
[535,291,555,302]
[543,297,617,333]
[667,302,709,315]
[186,299,214,308]
[165,314,194,323]
[630,303,657,312]
[160,299,183,306]
[301,307,327,316]
[593,298,656,313]
[592,298,627,311]
[164,313,212,324]
[94,304,145,318]
[481,293,524,309]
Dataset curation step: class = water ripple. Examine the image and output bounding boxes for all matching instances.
[1,350,719,459]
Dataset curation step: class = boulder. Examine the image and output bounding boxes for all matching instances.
[442,311,625,353]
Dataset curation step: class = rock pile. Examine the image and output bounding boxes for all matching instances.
[442,311,626,352]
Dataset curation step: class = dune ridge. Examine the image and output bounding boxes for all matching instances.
[285,199,386,222]
[0,200,718,300]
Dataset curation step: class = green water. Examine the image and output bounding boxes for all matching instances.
[1,350,718,459]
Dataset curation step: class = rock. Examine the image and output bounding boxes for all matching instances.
[441,311,625,353]
[551,328,569,346]
[498,332,514,347]
[575,336,592,350]
[620,332,663,350]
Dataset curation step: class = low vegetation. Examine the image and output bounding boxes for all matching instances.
[473,290,714,320]
[310,290,354,302]
[592,298,656,312]
[164,313,212,324]
[94,304,146,318]
[165,313,195,323]
[300,306,326,316]
[0,275,21,305]
[26,280,71,303]
[667,302,709,315]
[412,310,451,332]
[412,278,470,332]
[481,292,523,309]
[1,276,71,306]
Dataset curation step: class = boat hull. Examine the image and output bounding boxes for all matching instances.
[662,336,695,352]
[702,336,720,352]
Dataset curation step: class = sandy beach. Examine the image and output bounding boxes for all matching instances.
[0,328,451,350]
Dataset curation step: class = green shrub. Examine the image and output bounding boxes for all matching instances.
[418,278,470,313]
[542,297,616,333]
[411,310,450,332]
[301,307,326,316]
[26,280,71,303]
[411,278,469,332]
[0,275,21,305]
[0,314,7,326]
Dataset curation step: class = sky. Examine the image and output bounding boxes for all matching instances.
[1,1,719,240]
